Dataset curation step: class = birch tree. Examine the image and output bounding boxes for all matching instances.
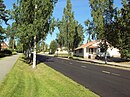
[12,0,58,68]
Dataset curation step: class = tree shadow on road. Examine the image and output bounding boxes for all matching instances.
[20,54,54,67]
[37,54,54,63]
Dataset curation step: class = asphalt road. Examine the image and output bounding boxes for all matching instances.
[37,54,130,97]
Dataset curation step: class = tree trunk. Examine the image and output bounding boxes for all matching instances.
[12,38,14,50]
[33,36,36,68]
[104,40,107,64]
[0,41,1,51]
[105,52,107,64]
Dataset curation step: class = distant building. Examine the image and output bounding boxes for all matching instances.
[74,40,120,59]
[55,47,68,55]
[1,41,8,50]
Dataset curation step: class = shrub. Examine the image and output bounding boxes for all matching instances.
[1,49,12,55]
[49,40,58,54]
[12,51,17,55]
[0,53,5,58]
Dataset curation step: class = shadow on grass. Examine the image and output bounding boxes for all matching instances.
[20,54,54,66]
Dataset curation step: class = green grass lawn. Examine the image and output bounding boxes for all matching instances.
[0,55,99,97]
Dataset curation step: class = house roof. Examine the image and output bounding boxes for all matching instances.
[75,41,98,50]
[1,41,8,49]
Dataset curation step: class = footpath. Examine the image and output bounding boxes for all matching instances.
[84,60,130,68]
[0,53,21,81]
[76,58,130,69]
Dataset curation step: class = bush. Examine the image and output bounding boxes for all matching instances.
[49,40,58,54]
[1,49,12,55]
[12,51,17,55]
[0,53,5,58]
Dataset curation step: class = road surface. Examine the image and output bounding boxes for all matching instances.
[37,54,130,97]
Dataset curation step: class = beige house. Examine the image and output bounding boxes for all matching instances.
[74,40,120,59]
[55,47,68,55]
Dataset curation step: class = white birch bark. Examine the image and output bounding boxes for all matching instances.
[33,36,36,68]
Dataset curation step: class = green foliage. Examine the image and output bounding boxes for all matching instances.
[16,40,23,53]
[84,20,96,42]
[0,52,5,58]
[0,0,9,25]
[0,49,12,56]
[99,40,108,53]
[89,0,130,59]
[50,40,58,54]
[11,0,58,54]
[57,0,84,51]
[0,0,9,50]
[12,51,17,55]
[105,0,130,59]
[41,41,49,52]
[89,0,114,39]
[6,23,17,50]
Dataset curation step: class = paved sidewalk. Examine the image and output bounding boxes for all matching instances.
[0,53,21,81]
[71,57,130,69]
[84,59,130,68]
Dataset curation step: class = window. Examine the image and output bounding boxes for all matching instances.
[79,49,83,53]
[89,48,93,54]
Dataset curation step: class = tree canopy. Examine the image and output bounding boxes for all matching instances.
[0,0,9,50]
[108,0,130,59]
[89,0,130,59]
[56,0,84,52]
[10,0,58,67]
[50,40,58,54]
[11,0,57,51]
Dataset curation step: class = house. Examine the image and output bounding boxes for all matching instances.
[74,41,99,59]
[1,41,8,50]
[74,40,120,59]
[55,47,68,55]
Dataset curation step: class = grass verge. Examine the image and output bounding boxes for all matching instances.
[0,55,99,97]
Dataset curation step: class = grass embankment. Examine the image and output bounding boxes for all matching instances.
[0,55,99,97]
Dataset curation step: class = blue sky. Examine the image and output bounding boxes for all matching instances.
[3,0,122,45]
